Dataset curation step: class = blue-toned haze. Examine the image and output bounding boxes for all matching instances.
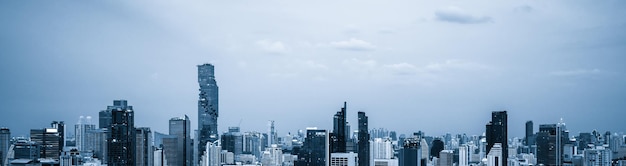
[0,0,625,137]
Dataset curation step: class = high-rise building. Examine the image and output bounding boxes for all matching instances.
[430,138,444,158]
[583,145,612,166]
[330,152,357,166]
[399,137,422,166]
[107,100,136,165]
[75,116,96,152]
[331,102,348,153]
[485,111,507,160]
[221,127,243,161]
[243,131,264,159]
[202,141,221,166]
[30,122,65,159]
[458,145,469,166]
[136,127,153,166]
[357,111,370,166]
[0,128,10,165]
[269,120,278,146]
[525,121,534,146]
[486,143,503,166]
[438,150,454,166]
[373,138,393,159]
[536,122,568,166]
[296,128,329,166]
[198,63,220,165]
[168,115,192,166]
[262,144,284,166]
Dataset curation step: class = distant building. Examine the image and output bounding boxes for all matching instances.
[536,122,568,166]
[74,116,96,152]
[167,116,192,166]
[31,124,64,159]
[399,137,422,166]
[486,143,503,166]
[0,127,10,165]
[373,138,393,159]
[330,152,357,166]
[107,100,136,165]
[136,127,153,166]
[583,145,612,166]
[221,127,243,161]
[458,145,469,166]
[525,121,535,146]
[358,111,371,166]
[374,158,399,166]
[262,144,283,166]
[486,111,507,160]
[430,138,444,158]
[198,63,220,165]
[331,102,348,153]
[296,128,329,166]
[202,141,221,166]
[438,150,454,166]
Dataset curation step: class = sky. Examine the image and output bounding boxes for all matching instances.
[1,0,625,138]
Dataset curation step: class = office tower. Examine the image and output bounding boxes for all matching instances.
[458,145,469,166]
[330,152,357,166]
[269,120,278,145]
[202,141,221,166]
[243,131,264,159]
[536,122,568,166]
[296,128,329,166]
[85,128,108,162]
[136,127,153,166]
[486,143,503,166]
[525,121,534,146]
[154,147,167,166]
[0,128,9,165]
[332,102,348,153]
[485,111,507,159]
[373,138,393,159]
[358,111,370,166]
[221,127,243,161]
[583,145,611,166]
[262,144,284,166]
[75,116,96,152]
[166,115,193,166]
[99,100,129,129]
[11,139,40,160]
[107,100,136,165]
[198,63,220,165]
[430,138,444,158]
[399,137,422,166]
[438,150,453,166]
[31,123,64,159]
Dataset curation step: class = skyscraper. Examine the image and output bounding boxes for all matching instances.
[221,127,243,161]
[525,121,534,146]
[30,121,65,159]
[198,63,219,164]
[399,137,422,166]
[536,122,568,166]
[168,115,192,166]
[485,111,507,160]
[0,128,10,165]
[75,116,96,152]
[331,102,348,153]
[296,128,329,166]
[358,111,370,166]
[136,127,153,166]
[107,100,136,166]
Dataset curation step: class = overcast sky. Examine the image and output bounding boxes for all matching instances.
[1,0,625,138]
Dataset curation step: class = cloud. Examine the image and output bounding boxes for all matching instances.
[384,63,419,75]
[435,6,492,24]
[423,59,490,72]
[549,69,602,76]
[330,38,376,51]
[256,39,288,54]
[514,5,533,13]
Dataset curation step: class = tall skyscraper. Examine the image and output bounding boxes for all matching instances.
[331,102,348,153]
[296,128,329,166]
[536,122,568,166]
[75,116,96,152]
[525,121,534,146]
[107,100,136,166]
[485,111,507,160]
[358,111,370,166]
[168,116,192,166]
[0,128,10,165]
[198,63,219,164]
[30,121,65,159]
[221,127,243,161]
[136,127,153,166]
[399,137,422,166]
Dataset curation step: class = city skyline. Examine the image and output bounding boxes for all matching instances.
[1,0,626,138]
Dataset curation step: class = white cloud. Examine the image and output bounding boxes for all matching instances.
[256,39,288,54]
[384,63,419,75]
[435,6,492,24]
[549,69,602,76]
[424,59,490,72]
[330,38,376,51]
